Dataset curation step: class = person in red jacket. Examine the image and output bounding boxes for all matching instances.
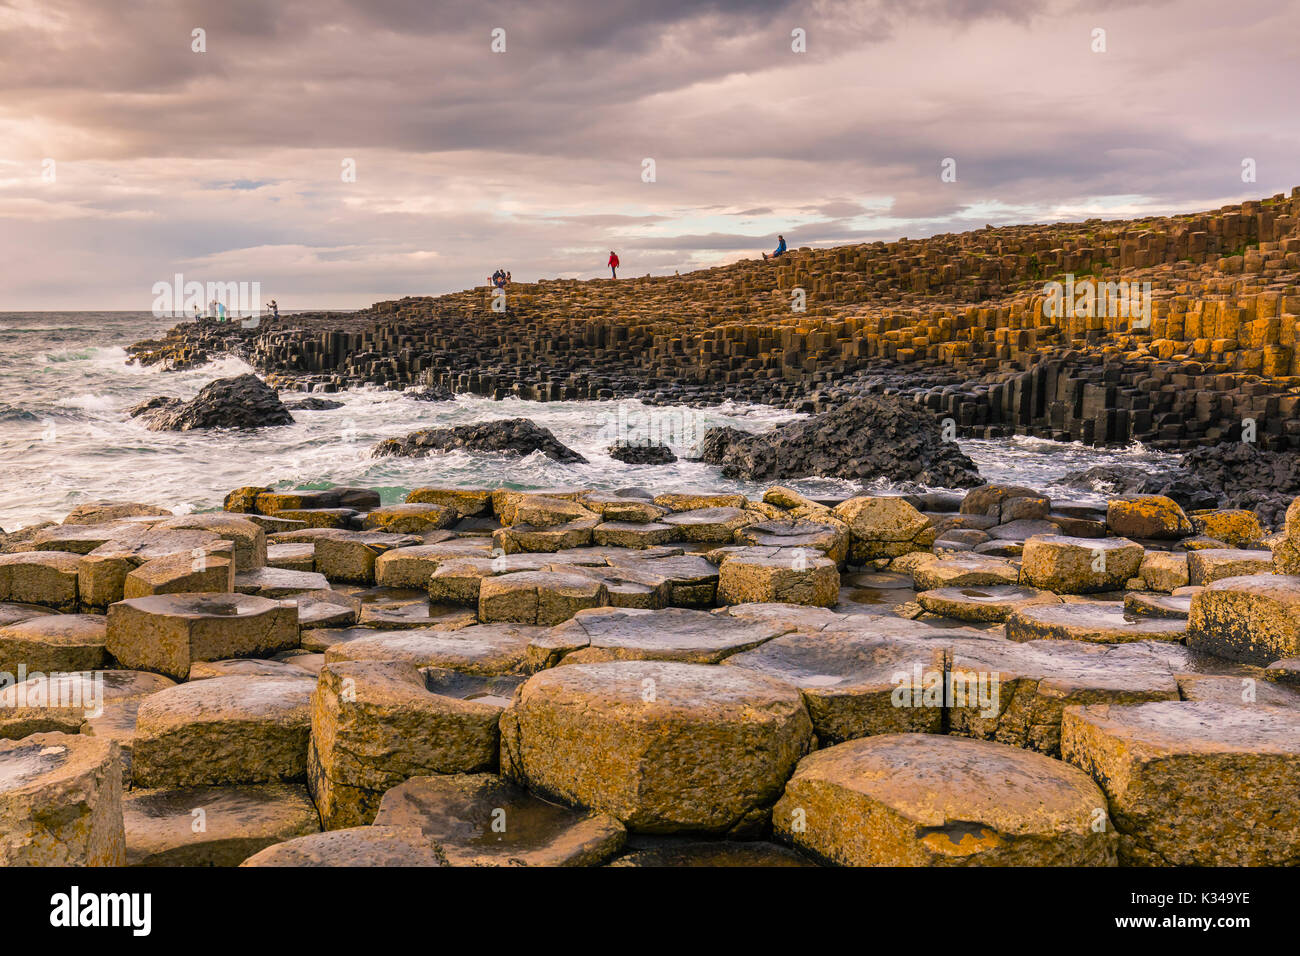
[607,250,620,278]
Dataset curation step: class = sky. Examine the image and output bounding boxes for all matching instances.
[0,0,1297,310]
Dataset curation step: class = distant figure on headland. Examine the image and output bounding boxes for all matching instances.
[608,251,620,278]
[762,235,787,260]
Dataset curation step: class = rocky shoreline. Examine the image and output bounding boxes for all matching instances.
[127,188,1300,452]
[2,477,1299,867]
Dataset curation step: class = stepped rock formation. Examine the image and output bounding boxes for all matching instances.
[131,188,1300,451]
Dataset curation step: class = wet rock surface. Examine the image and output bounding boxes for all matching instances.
[697,395,982,487]
[373,418,586,463]
[129,374,294,431]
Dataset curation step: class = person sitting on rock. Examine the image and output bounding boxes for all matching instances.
[762,235,788,260]
[608,250,620,278]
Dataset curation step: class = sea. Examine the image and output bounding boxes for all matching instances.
[0,312,1180,530]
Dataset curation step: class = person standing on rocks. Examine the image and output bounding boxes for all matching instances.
[763,235,787,260]
[608,250,620,279]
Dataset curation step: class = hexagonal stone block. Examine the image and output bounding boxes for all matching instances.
[916,584,1060,623]
[531,607,787,669]
[718,602,846,632]
[361,503,457,534]
[132,675,314,787]
[773,734,1116,866]
[153,514,268,570]
[494,517,599,554]
[311,530,420,585]
[0,602,52,628]
[0,552,79,610]
[375,773,627,866]
[0,732,125,865]
[661,507,754,543]
[123,783,319,866]
[1138,551,1189,592]
[724,631,946,742]
[30,522,148,555]
[500,661,812,833]
[63,501,171,525]
[106,592,299,680]
[593,521,678,549]
[240,824,445,866]
[1005,602,1186,644]
[1189,509,1264,547]
[1187,574,1300,664]
[427,555,544,606]
[1106,496,1192,540]
[652,492,747,513]
[80,530,231,608]
[405,487,493,517]
[832,496,936,562]
[123,551,235,598]
[944,638,1180,755]
[290,589,361,628]
[912,555,1019,592]
[1062,701,1300,865]
[478,570,609,626]
[375,545,457,588]
[1124,591,1193,619]
[323,624,536,674]
[1,670,173,741]
[1019,535,1144,594]
[1175,674,1300,708]
[1266,658,1300,687]
[0,613,106,673]
[1186,548,1273,586]
[234,566,329,597]
[267,541,315,572]
[561,564,671,609]
[717,549,839,607]
[733,519,849,564]
[356,600,476,630]
[309,661,501,828]
[509,495,597,529]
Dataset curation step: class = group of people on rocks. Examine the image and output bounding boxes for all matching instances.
[479,236,785,293]
[191,299,279,323]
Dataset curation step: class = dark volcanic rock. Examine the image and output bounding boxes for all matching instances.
[1061,444,1300,530]
[129,374,294,431]
[373,418,587,463]
[284,396,345,411]
[608,443,677,465]
[694,394,982,487]
[404,385,454,402]
[1059,464,1159,495]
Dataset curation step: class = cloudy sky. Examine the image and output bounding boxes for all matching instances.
[1,0,1296,310]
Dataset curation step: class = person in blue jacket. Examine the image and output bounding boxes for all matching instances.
[763,235,788,260]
